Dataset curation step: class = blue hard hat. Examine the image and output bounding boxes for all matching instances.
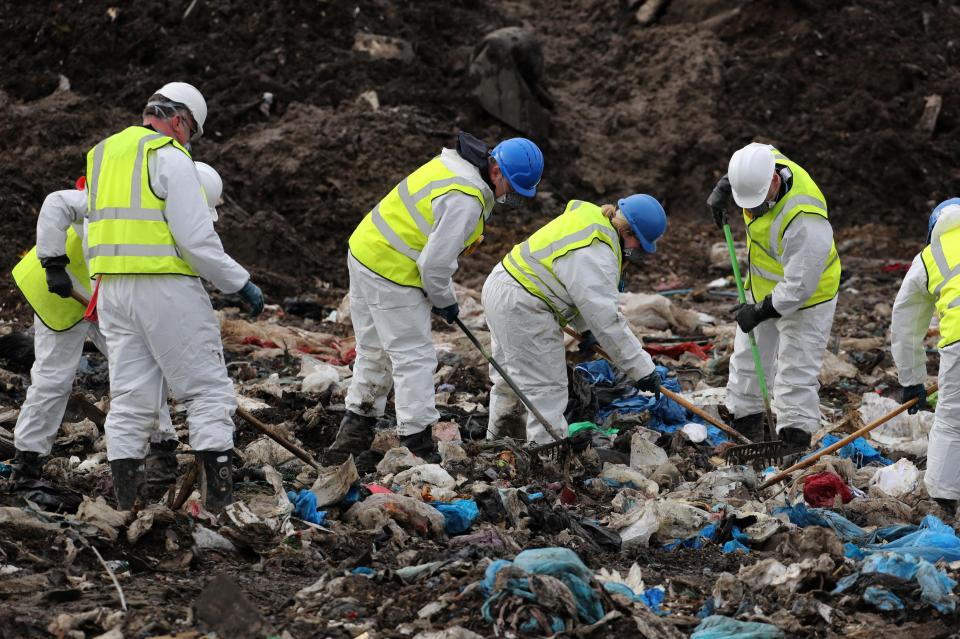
[618,194,667,253]
[929,197,960,243]
[490,138,544,198]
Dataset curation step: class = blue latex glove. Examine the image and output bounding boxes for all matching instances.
[901,384,927,414]
[431,302,459,324]
[577,330,598,355]
[238,281,264,317]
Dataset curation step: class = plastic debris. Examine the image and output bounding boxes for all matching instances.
[432,499,479,535]
[802,472,854,507]
[834,552,957,613]
[691,615,785,639]
[287,489,328,525]
[868,458,921,497]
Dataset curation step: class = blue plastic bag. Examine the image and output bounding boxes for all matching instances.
[815,434,892,468]
[480,548,606,630]
[575,363,731,447]
[834,551,957,613]
[432,499,480,535]
[287,489,327,525]
[691,615,785,639]
[863,586,905,611]
[865,515,960,563]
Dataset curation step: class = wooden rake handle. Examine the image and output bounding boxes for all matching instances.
[759,383,939,490]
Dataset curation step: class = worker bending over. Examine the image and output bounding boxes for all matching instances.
[482,195,666,443]
[707,142,841,448]
[331,133,544,461]
[890,198,960,520]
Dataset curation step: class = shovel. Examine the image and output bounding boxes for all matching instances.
[723,222,776,438]
[562,326,751,444]
[757,383,938,490]
[453,317,564,442]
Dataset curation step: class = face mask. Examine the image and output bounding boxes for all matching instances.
[747,199,775,217]
[496,192,524,209]
[623,247,644,268]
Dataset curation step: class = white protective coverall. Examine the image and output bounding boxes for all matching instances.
[38,146,249,460]
[345,147,493,437]
[725,214,838,435]
[890,207,960,500]
[19,189,175,455]
[482,242,656,444]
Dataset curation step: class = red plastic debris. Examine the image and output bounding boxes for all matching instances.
[559,486,578,505]
[363,483,393,494]
[882,262,911,274]
[241,336,280,349]
[802,471,854,507]
[644,341,713,361]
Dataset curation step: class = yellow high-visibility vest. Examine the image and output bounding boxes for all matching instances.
[503,199,621,325]
[922,224,960,348]
[743,150,841,308]
[86,126,197,277]
[11,226,92,331]
[348,154,492,288]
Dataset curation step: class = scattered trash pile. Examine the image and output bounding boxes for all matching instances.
[1,268,958,637]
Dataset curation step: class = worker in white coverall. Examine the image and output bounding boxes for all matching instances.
[12,163,226,496]
[483,195,668,443]
[38,82,264,511]
[706,142,841,449]
[331,133,544,462]
[890,198,960,520]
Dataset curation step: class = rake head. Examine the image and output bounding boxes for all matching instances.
[723,440,786,469]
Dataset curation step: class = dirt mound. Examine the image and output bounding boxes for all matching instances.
[2,0,958,324]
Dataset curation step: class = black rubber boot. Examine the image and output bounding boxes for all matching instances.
[934,498,958,524]
[778,427,812,453]
[10,450,43,485]
[400,428,439,463]
[198,450,234,514]
[327,411,377,456]
[145,439,180,501]
[732,413,766,442]
[110,458,146,511]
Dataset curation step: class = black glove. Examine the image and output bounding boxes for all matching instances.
[635,371,661,400]
[577,330,598,355]
[901,384,927,415]
[41,255,72,299]
[732,296,781,333]
[431,303,459,324]
[238,281,264,317]
[706,174,733,230]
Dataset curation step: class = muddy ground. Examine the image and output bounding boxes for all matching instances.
[1,0,958,637]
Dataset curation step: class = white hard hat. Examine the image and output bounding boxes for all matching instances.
[728,142,776,208]
[155,81,207,138]
[195,162,222,221]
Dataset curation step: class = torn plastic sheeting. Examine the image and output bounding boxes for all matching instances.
[802,472,854,508]
[862,586,905,611]
[431,499,479,535]
[568,421,618,437]
[576,362,730,447]
[602,581,667,614]
[833,551,957,613]
[864,515,960,563]
[287,489,327,525]
[774,503,871,545]
[691,615,785,639]
[868,458,920,497]
[480,547,605,632]
[815,434,892,468]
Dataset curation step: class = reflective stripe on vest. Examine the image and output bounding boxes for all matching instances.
[86,126,197,277]
[921,225,960,348]
[502,200,621,325]
[348,155,492,288]
[11,226,92,331]
[742,151,841,308]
